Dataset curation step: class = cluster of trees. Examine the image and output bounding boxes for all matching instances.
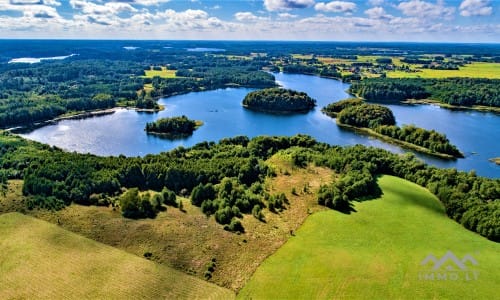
[120,187,177,219]
[349,78,430,102]
[337,103,396,128]
[0,59,144,128]
[145,116,199,137]
[350,78,500,107]
[1,132,316,230]
[292,144,499,242]
[375,124,463,157]
[318,168,379,213]
[242,88,316,113]
[1,132,498,240]
[329,100,462,157]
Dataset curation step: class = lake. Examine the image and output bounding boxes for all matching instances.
[20,73,500,178]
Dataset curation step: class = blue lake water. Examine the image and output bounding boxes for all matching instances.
[20,73,500,178]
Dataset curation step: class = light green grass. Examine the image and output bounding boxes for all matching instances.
[387,62,500,79]
[143,67,177,78]
[238,175,499,299]
[0,212,234,300]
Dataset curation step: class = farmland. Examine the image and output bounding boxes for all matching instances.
[238,175,500,299]
[0,212,234,299]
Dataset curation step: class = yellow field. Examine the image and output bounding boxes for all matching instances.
[292,54,314,60]
[0,212,234,299]
[387,62,500,79]
[143,66,177,78]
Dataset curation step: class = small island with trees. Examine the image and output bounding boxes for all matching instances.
[145,115,202,138]
[323,99,463,159]
[242,88,316,113]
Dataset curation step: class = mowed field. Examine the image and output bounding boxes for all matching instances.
[238,175,500,299]
[142,66,177,78]
[387,62,500,79]
[0,212,234,300]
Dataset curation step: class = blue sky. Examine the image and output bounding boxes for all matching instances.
[0,0,498,42]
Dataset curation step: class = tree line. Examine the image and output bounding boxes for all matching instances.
[0,132,497,240]
[349,78,500,107]
[325,99,462,157]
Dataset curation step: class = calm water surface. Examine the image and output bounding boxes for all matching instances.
[20,73,500,178]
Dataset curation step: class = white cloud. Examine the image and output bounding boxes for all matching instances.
[397,0,455,19]
[264,0,315,12]
[315,1,356,13]
[365,6,392,19]
[70,0,137,16]
[459,0,492,16]
[368,0,384,6]
[117,0,171,5]
[234,11,267,22]
[278,12,298,19]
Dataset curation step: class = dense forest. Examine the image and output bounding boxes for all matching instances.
[349,78,500,107]
[336,103,396,128]
[145,116,200,137]
[321,98,363,118]
[242,88,316,113]
[325,99,462,158]
[0,53,275,129]
[0,132,498,241]
[0,59,144,128]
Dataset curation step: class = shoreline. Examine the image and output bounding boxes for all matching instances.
[336,121,460,160]
[242,104,314,115]
[401,99,500,114]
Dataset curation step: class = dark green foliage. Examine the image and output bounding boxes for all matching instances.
[191,183,216,206]
[161,187,177,207]
[375,124,463,157]
[242,88,316,113]
[337,103,396,128]
[350,78,430,102]
[267,193,288,213]
[321,98,363,118]
[329,100,461,157]
[376,58,392,64]
[0,59,143,128]
[120,188,157,219]
[318,169,380,213]
[0,133,498,241]
[145,115,198,136]
[350,78,500,107]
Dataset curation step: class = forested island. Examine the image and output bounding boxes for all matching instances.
[324,99,463,158]
[242,88,316,113]
[145,116,201,138]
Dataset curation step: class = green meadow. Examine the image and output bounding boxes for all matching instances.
[387,62,500,79]
[238,175,499,299]
[0,212,234,300]
[142,66,177,78]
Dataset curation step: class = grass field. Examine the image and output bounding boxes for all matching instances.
[238,175,500,299]
[387,62,500,79]
[0,212,234,299]
[143,66,177,78]
[0,155,334,292]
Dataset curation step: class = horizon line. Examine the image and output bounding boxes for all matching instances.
[0,38,499,45]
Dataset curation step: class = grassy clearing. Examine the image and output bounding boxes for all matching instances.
[387,62,500,79]
[238,175,500,299]
[0,212,234,299]
[1,155,334,292]
[292,54,314,60]
[143,66,177,79]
